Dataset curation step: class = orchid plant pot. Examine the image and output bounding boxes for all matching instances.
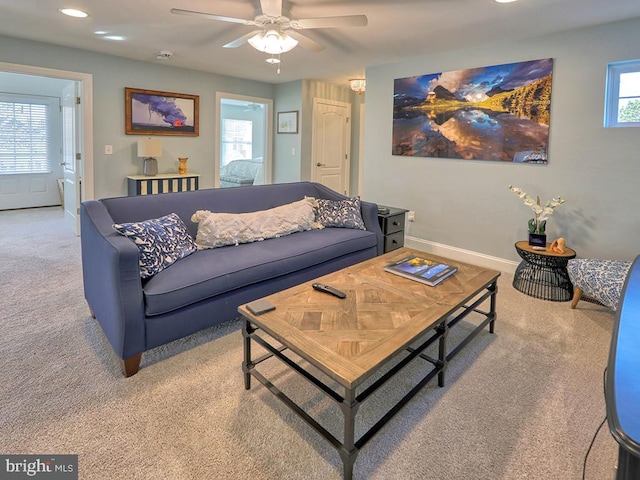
[528,218,546,247]
[509,186,565,250]
[528,232,547,247]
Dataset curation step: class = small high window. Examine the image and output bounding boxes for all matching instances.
[604,60,640,128]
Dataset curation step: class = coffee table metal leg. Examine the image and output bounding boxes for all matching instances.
[437,319,448,387]
[242,318,253,390]
[339,387,360,480]
[489,281,498,333]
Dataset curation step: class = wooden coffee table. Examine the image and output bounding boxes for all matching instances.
[239,247,500,479]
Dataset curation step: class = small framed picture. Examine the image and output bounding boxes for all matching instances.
[125,87,199,136]
[277,110,299,134]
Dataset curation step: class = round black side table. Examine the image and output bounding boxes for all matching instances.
[513,241,577,301]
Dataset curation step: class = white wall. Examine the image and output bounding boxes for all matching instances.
[364,17,640,264]
[273,81,303,183]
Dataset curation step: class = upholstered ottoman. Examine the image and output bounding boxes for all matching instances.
[567,259,632,311]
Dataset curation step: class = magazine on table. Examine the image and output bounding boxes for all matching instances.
[384,255,458,286]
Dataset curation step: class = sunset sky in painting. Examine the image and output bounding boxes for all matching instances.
[394,58,553,103]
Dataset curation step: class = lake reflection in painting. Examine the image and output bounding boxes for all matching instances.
[393,58,553,163]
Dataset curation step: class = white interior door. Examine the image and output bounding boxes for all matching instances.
[311,98,351,195]
[62,82,80,235]
[0,93,61,210]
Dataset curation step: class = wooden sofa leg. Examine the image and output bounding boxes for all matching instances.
[122,354,142,377]
[570,287,583,309]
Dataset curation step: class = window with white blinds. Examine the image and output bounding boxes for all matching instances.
[221,118,253,166]
[0,95,55,174]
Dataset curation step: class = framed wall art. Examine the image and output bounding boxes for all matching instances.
[392,58,553,163]
[277,110,298,134]
[125,87,199,136]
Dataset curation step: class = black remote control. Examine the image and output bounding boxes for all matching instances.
[312,283,346,299]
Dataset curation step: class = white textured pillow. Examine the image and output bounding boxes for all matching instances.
[191,197,317,249]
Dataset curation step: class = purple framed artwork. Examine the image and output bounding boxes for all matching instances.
[392,58,553,163]
[125,87,199,136]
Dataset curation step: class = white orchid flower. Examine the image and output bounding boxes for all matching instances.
[509,185,565,234]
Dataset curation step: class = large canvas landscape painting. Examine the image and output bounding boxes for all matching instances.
[392,58,553,163]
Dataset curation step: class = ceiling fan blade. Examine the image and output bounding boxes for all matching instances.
[292,15,368,29]
[170,8,254,25]
[260,0,283,18]
[223,30,262,48]
[287,31,325,52]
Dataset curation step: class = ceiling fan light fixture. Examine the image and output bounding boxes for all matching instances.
[266,57,281,64]
[350,79,366,95]
[248,29,298,54]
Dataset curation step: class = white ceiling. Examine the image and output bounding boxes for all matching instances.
[2,0,640,87]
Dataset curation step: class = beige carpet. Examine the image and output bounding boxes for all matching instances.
[0,206,619,479]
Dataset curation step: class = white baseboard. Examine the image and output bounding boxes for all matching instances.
[404,236,519,275]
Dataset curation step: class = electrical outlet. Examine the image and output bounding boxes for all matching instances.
[104,145,113,155]
[408,210,415,222]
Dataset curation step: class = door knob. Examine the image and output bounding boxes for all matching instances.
[316,162,326,167]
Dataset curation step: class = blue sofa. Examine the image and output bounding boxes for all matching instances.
[80,182,383,376]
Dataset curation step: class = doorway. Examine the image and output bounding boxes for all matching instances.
[215,93,273,188]
[0,62,93,235]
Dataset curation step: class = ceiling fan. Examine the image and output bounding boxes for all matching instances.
[170,0,368,54]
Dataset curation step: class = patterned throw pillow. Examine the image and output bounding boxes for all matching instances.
[113,213,196,278]
[314,197,366,230]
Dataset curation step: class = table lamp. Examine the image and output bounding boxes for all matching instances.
[137,138,162,176]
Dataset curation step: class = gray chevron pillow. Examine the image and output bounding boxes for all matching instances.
[314,197,366,230]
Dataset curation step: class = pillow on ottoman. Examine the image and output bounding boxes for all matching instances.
[314,197,366,230]
[191,197,316,249]
[113,213,196,278]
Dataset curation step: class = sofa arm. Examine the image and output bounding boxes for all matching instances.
[80,201,146,360]
[359,200,384,256]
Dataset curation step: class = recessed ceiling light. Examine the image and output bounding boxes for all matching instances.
[495,0,518,3]
[59,8,89,18]
[103,35,126,41]
[94,30,108,35]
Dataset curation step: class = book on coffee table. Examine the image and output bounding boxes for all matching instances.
[384,255,458,286]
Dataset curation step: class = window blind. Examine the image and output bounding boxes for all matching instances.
[0,95,52,174]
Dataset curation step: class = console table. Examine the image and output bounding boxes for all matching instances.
[606,256,640,480]
[127,174,200,196]
[512,241,576,301]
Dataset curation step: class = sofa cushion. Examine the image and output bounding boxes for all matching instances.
[314,197,366,230]
[113,213,196,278]
[142,227,377,316]
[191,197,317,249]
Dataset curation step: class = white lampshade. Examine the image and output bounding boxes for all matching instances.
[137,138,162,158]
[248,29,298,54]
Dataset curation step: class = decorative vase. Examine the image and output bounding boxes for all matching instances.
[528,232,547,247]
[178,157,188,175]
